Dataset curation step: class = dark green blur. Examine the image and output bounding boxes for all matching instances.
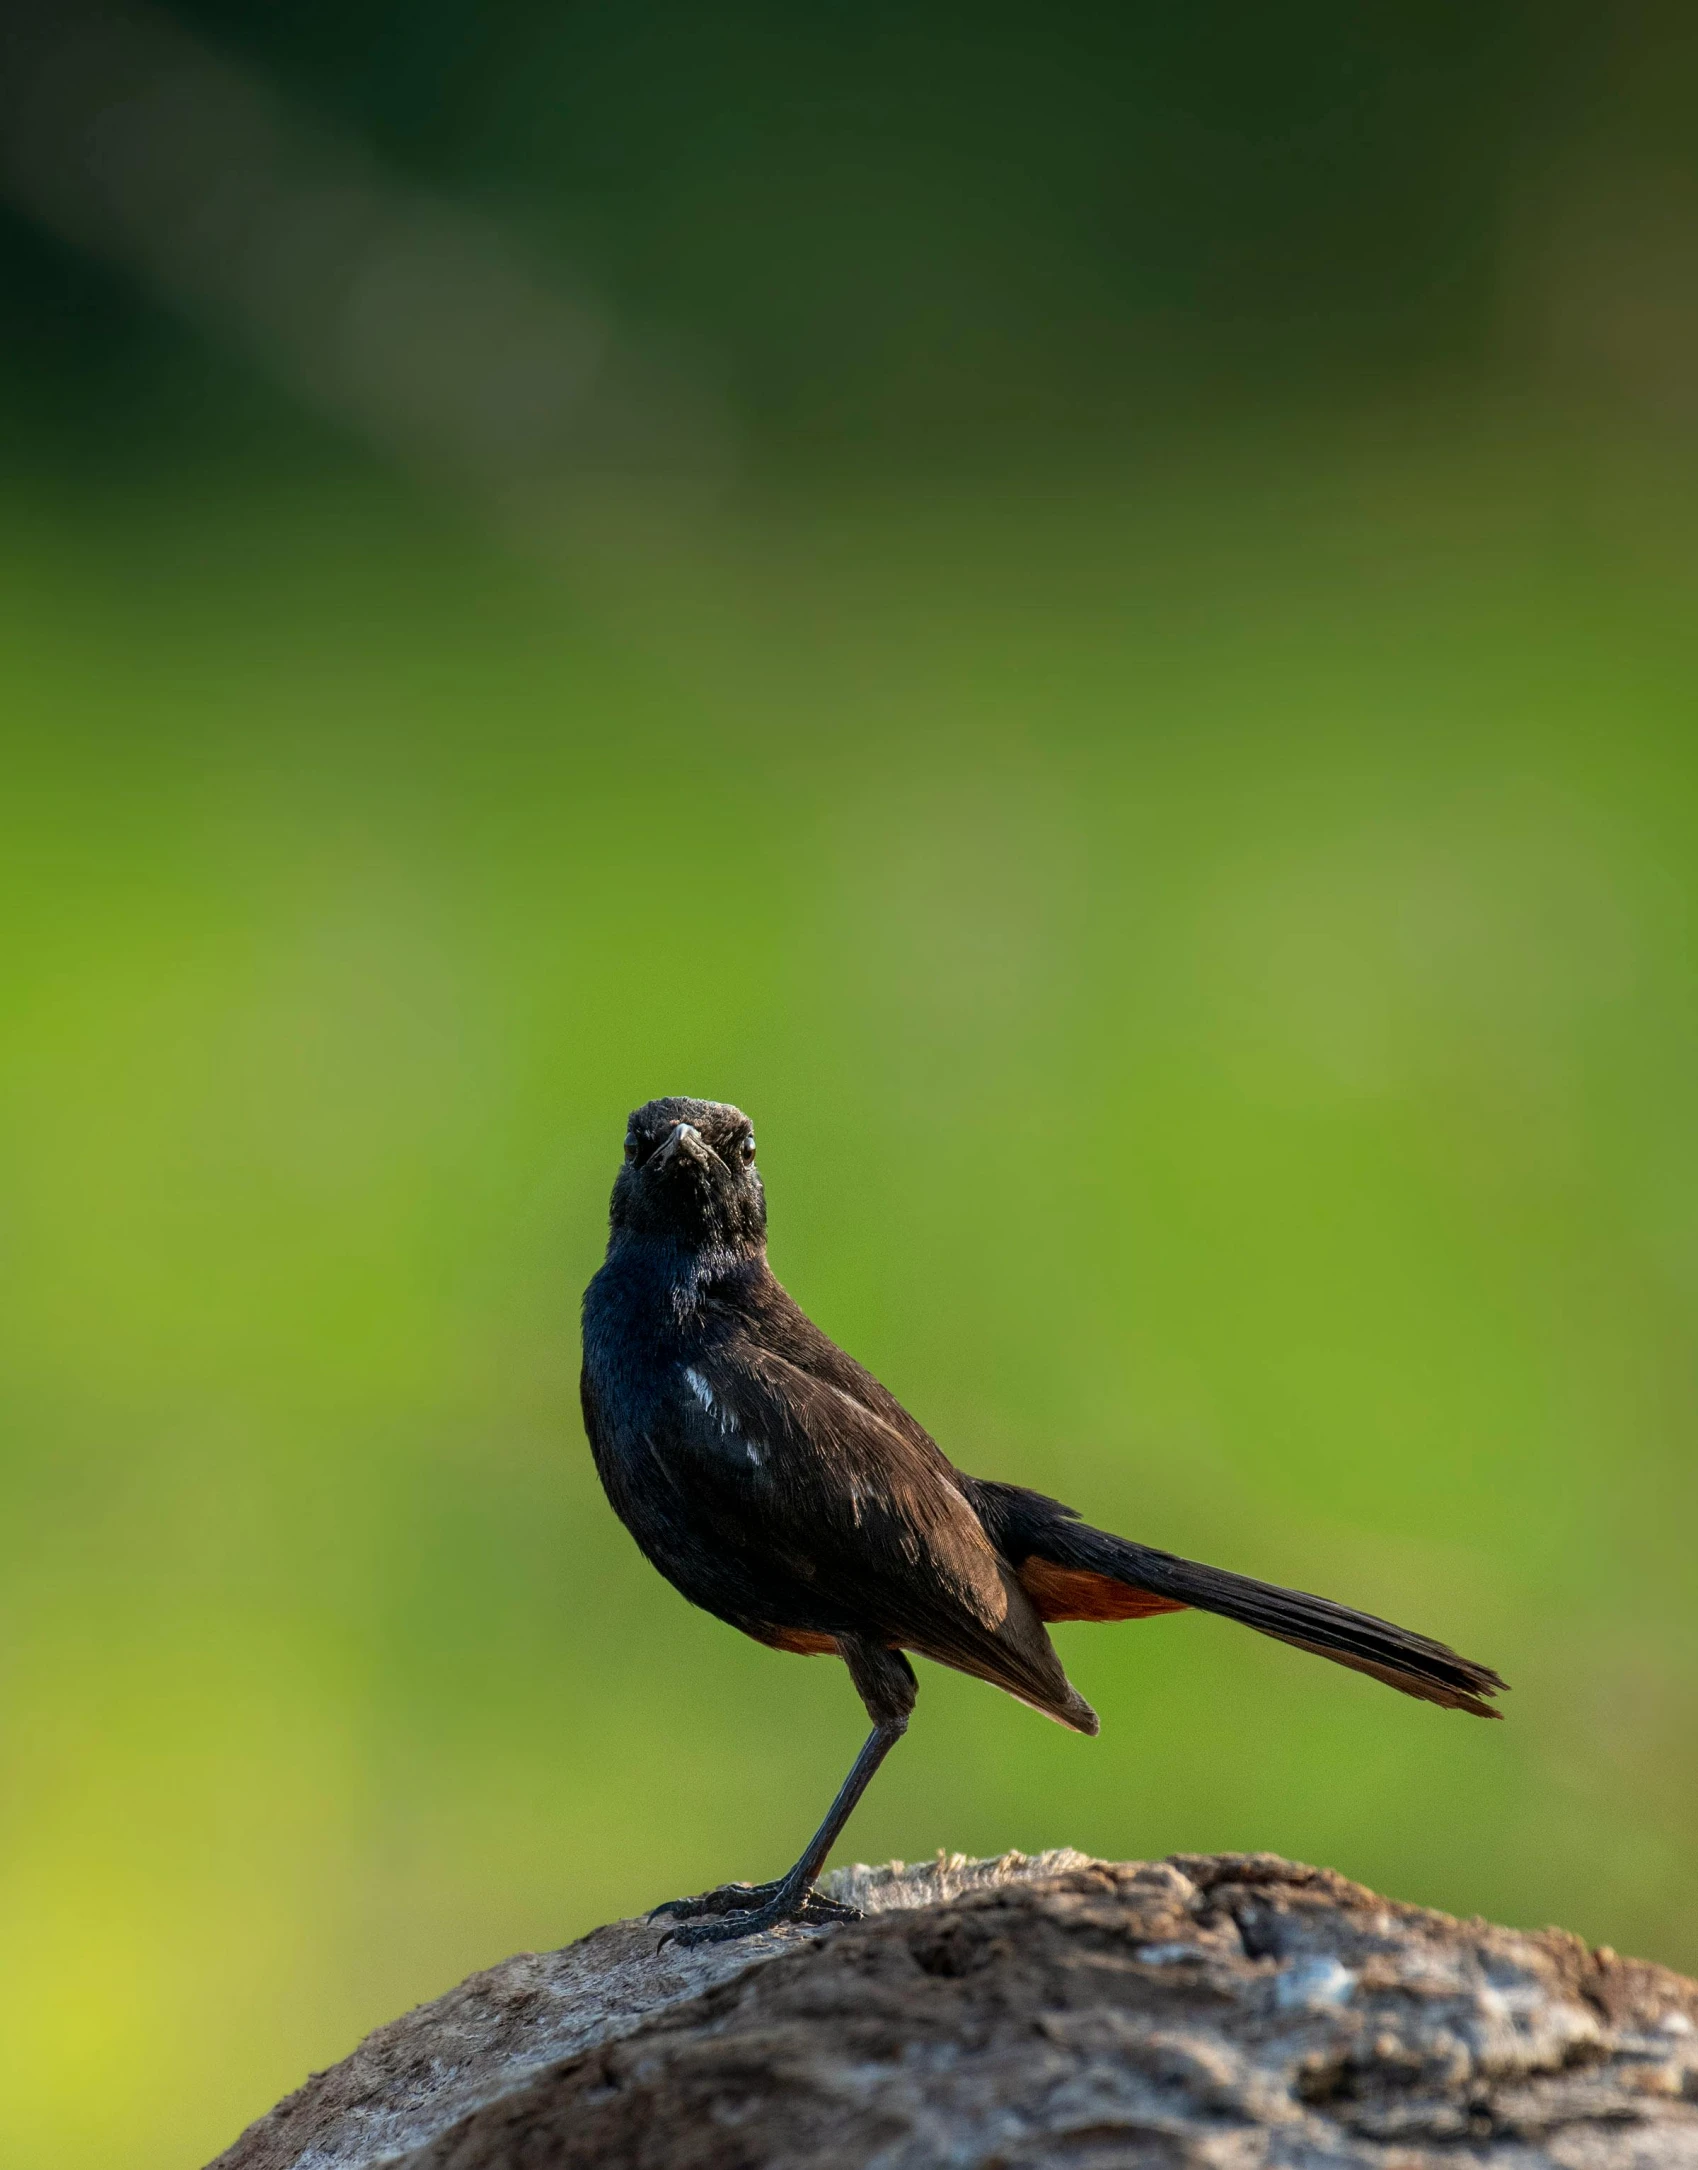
[1,9,1696,2169]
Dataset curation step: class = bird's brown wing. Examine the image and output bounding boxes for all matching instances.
[689,1307,1095,1731]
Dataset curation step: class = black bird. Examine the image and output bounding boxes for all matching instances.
[580,1097,1505,1946]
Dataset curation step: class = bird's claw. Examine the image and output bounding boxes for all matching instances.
[647,1879,785,1924]
[653,1883,860,1950]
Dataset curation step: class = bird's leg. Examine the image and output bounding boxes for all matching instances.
[655,1641,916,1948]
[657,1718,902,1944]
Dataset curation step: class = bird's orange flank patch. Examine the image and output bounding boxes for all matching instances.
[1017,1559,1189,1624]
[757,1625,840,1655]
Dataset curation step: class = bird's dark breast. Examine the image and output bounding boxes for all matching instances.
[580,1352,857,1649]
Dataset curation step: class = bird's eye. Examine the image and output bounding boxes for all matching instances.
[624,1133,640,1163]
[740,1133,757,1163]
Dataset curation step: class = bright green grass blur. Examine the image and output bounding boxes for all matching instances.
[2,415,1696,2169]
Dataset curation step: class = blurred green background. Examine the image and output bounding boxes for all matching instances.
[2,4,1697,2166]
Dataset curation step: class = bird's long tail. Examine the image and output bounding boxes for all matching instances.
[968,1480,1506,1719]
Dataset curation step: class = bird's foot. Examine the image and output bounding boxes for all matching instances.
[647,1879,786,1924]
[655,1879,860,1948]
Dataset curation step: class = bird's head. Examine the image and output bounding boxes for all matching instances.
[608,1097,767,1253]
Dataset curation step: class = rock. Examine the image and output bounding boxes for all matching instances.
[208,1851,1698,2170]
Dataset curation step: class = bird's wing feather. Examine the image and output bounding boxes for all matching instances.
[689,1330,1012,1641]
[677,1286,1091,1726]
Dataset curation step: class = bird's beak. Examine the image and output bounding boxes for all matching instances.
[649,1121,711,1173]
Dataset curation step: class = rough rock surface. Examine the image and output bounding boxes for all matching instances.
[210,1851,1698,2170]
